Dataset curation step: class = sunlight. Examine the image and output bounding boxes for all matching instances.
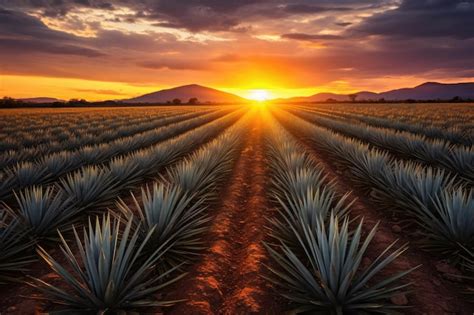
[247,89,270,101]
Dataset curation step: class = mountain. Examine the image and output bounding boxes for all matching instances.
[19,97,63,103]
[123,84,247,104]
[377,82,474,100]
[282,82,474,102]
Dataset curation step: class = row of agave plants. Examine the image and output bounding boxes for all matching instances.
[263,116,416,313]
[0,110,206,168]
[275,109,474,289]
[0,110,210,172]
[0,112,249,313]
[0,108,182,152]
[291,108,474,185]
[0,109,244,284]
[303,106,472,146]
[318,104,473,133]
[0,109,231,200]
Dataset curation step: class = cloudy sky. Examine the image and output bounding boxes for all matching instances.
[1,0,473,100]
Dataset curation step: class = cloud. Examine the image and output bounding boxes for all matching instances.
[138,60,208,71]
[0,9,104,56]
[281,33,343,41]
[72,88,128,95]
[354,0,474,39]
[282,4,353,14]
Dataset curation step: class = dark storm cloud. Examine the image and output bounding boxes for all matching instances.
[0,9,104,56]
[0,38,104,57]
[0,0,114,16]
[354,0,474,39]
[0,0,382,32]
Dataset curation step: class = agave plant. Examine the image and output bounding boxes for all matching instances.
[266,214,416,313]
[40,151,77,177]
[108,155,140,186]
[0,210,36,283]
[167,147,234,198]
[10,161,49,188]
[60,165,118,209]
[30,214,184,312]
[416,188,474,263]
[271,166,328,203]
[116,183,208,266]
[349,149,392,192]
[5,186,78,240]
[372,162,456,217]
[443,146,474,182]
[271,187,352,248]
[0,171,16,199]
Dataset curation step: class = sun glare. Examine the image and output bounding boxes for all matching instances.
[247,89,270,101]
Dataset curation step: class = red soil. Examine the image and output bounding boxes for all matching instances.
[280,115,474,314]
[166,113,284,314]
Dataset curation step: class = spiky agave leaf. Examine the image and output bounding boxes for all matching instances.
[5,186,78,240]
[415,188,474,263]
[116,183,208,266]
[0,210,36,283]
[30,214,185,312]
[266,214,416,313]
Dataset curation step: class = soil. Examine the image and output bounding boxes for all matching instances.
[166,112,284,314]
[278,111,474,314]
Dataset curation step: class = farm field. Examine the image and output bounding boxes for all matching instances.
[0,103,473,314]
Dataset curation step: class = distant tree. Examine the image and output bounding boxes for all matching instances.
[325,98,337,102]
[348,94,358,102]
[451,96,461,102]
[67,98,88,106]
[188,97,199,105]
[378,98,386,103]
[172,98,182,105]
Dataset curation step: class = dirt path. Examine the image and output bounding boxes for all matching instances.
[167,112,283,314]
[278,113,473,314]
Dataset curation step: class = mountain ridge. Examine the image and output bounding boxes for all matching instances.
[281,82,474,102]
[122,84,248,104]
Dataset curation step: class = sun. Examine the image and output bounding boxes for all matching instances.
[247,89,270,101]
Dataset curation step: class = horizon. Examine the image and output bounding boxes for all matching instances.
[5,80,474,103]
[1,1,474,101]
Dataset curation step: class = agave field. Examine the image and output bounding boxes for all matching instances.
[0,104,473,314]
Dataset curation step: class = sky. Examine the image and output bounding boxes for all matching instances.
[1,0,473,101]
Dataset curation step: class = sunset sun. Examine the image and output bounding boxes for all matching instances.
[247,89,271,101]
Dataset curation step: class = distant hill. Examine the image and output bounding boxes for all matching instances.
[282,82,474,102]
[122,84,247,104]
[19,97,64,103]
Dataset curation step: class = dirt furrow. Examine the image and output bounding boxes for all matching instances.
[167,113,283,314]
[279,114,473,314]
